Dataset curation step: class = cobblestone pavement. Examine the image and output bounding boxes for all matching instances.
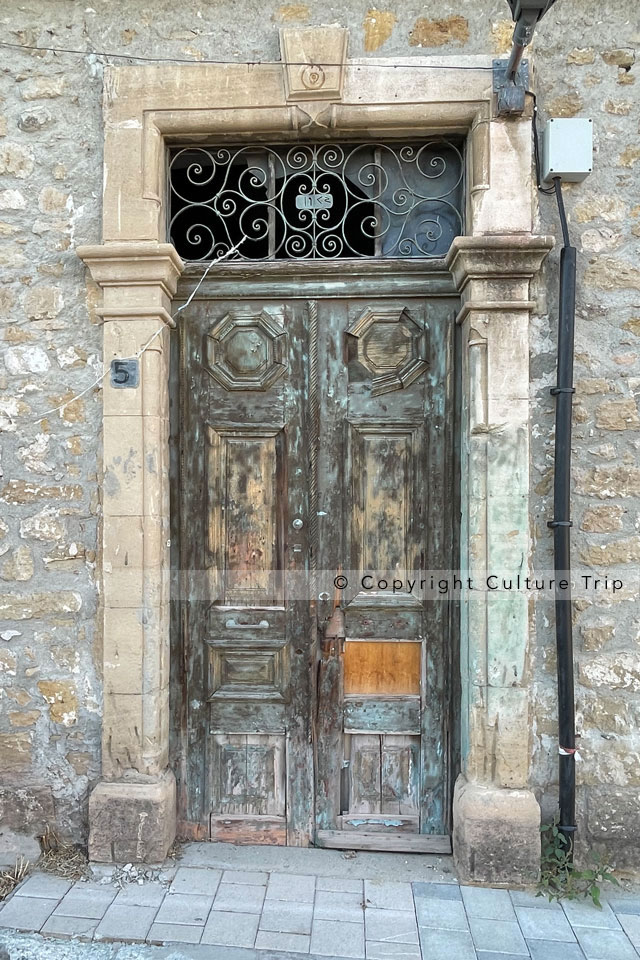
[0,845,639,960]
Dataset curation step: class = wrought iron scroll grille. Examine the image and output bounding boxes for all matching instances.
[169,140,464,262]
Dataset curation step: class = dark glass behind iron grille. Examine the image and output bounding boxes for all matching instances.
[169,140,464,262]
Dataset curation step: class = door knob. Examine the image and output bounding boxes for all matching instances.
[292,517,304,529]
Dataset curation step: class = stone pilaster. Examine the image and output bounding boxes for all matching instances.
[446,235,553,884]
[77,242,183,862]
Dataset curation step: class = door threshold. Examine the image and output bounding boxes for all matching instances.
[315,830,451,854]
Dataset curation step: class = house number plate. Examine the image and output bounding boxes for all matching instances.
[295,192,334,211]
[110,358,139,388]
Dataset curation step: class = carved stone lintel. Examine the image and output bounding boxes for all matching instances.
[280,27,348,102]
[446,234,554,302]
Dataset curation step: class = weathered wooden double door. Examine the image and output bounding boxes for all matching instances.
[177,282,457,851]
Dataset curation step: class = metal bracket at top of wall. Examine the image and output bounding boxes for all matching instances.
[493,58,530,116]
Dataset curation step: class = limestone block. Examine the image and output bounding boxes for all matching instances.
[0,732,33,775]
[17,434,55,474]
[280,26,348,101]
[601,48,635,68]
[584,257,640,291]
[0,518,9,557]
[102,693,144,777]
[0,830,43,869]
[587,786,640,869]
[18,106,52,131]
[489,687,531,788]
[141,603,170,694]
[0,190,26,210]
[580,228,621,252]
[19,506,67,542]
[409,16,469,47]
[20,76,65,100]
[77,244,183,306]
[0,546,34,581]
[486,416,528,496]
[567,48,595,65]
[465,594,488,686]
[37,680,78,726]
[594,398,640,430]
[103,608,144,695]
[575,465,640,498]
[0,647,17,674]
[0,142,34,179]
[579,653,640,692]
[103,515,144,608]
[102,686,168,778]
[579,535,640,565]
[38,187,69,214]
[486,316,530,401]
[9,709,40,727]
[101,131,159,242]
[88,770,176,863]
[103,415,144,517]
[103,319,169,418]
[0,786,55,842]
[578,692,634,735]
[473,122,533,236]
[604,98,632,114]
[548,92,584,117]
[141,338,170,419]
[4,345,51,375]
[142,687,170,774]
[581,623,614,652]
[0,591,81,620]
[485,589,528,688]
[23,286,63,321]
[453,776,541,884]
[362,10,396,52]
[142,416,169,519]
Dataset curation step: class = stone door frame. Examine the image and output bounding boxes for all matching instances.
[77,28,553,882]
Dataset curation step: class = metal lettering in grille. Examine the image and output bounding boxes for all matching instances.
[169,141,464,262]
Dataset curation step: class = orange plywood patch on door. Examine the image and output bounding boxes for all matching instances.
[344,641,420,695]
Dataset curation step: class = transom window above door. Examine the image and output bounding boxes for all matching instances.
[168,140,464,262]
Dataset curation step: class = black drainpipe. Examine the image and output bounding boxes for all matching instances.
[547,177,577,857]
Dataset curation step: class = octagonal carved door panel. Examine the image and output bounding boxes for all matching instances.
[176,290,456,852]
[346,305,428,396]
[205,308,287,391]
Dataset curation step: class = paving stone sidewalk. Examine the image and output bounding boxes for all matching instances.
[1,850,639,960]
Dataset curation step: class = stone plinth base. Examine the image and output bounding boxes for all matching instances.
[453,776,541,885]
[88,770,176,863]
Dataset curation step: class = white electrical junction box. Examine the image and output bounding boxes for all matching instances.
[541,117,593,184]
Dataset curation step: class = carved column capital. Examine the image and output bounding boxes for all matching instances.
[446,235,554,310]
[77,242,184,323]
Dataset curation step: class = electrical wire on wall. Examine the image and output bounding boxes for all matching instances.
[0,38,495,69]
[532,94,578,859]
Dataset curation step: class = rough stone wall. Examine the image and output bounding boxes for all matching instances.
[0,0,638,864]
[0,12,105,857]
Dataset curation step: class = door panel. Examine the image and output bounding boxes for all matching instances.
[343,641,421,696]
[181,299,312,844]
[346,733,420,823]
[314,297,453,850]
[207,425,284,607]
[179,291,455,850]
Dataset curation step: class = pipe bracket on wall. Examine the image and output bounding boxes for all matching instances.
[493,58,529,116]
